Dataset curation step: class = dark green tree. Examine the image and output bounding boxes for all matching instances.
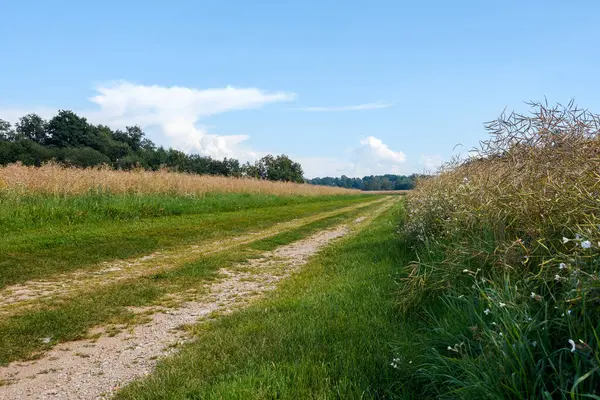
[46,110,93,148]
[16,114,48,144]
[0,119,15,141]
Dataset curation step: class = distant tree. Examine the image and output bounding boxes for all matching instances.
[113,126,146,151]
[0,119,15,141]
[307,173,418,190]
[16,114,48,144]
[243,155,303,182]
[46,110,93,148]
[1,110,310,183]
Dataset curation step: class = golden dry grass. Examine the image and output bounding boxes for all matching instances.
[0,163,359,197]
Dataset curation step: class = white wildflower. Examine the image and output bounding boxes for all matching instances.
[581,240,592,249]
[499,302,506,307]
[568,339,576,353]
[530,292,536,299]
[532,341,537,348]
[555,275,561,282]
[567,310,572,315]
[559,263,566,270]
[462,269,470,273]
[563,237,570,244]
[484,308,491,315]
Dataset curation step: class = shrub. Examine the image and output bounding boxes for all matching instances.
[397,101,600,399]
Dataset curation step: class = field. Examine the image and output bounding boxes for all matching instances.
[3,103,598,400]
[0,163,406,399]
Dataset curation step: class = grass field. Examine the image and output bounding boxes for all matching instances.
[0,166,407,399]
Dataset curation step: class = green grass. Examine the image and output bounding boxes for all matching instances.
[0,192,359,234]
[0,202,383,366]
[0,194,374,288]
[115,200,408,399]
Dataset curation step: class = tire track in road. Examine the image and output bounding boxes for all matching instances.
[0,196,397,400]
[0,197,387,317]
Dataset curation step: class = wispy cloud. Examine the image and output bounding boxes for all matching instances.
[296,101,392,112]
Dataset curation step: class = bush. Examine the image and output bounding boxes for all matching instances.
[58,147,111,168]
[397,101,600,399]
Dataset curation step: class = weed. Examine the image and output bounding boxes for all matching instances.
[398,101,600,398]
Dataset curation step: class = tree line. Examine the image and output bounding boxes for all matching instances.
[307,174,418,190]
[0,111,304,183]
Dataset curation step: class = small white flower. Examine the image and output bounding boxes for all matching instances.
[532,341,537,348]
[499,332,503,336]
[484,308,491,315]
[499,302,506,307]
[463,177,469,183]
[581,240,592,249]
[491,321,497,326]
[530,292,536,299]
[568,339,576,352]
[559,263,566,270]
[555,275,561,282]
[563,237,570,244]
[462,269,470,273]
[567,310,572,315]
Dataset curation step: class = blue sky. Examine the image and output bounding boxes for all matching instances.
[1,0,599,177]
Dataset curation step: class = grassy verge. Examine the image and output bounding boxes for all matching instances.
[393,103,600,399]
[0,195,373,287]
[115,200,407,399]
[0,201,384,366]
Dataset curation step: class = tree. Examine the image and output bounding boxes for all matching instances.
[243,155,303,183]
[46,110,93,148]
[0,119,15,141]
[113,126,146,151]
[16,114,48,144]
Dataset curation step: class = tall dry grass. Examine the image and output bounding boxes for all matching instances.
[0,163,358,197]
[396,101,600,399]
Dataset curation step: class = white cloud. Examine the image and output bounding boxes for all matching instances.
[357,136,406,164]
[84,81,294,159]
[419,154,444,172]
[296,101,392,112]
[300,136,407,178]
